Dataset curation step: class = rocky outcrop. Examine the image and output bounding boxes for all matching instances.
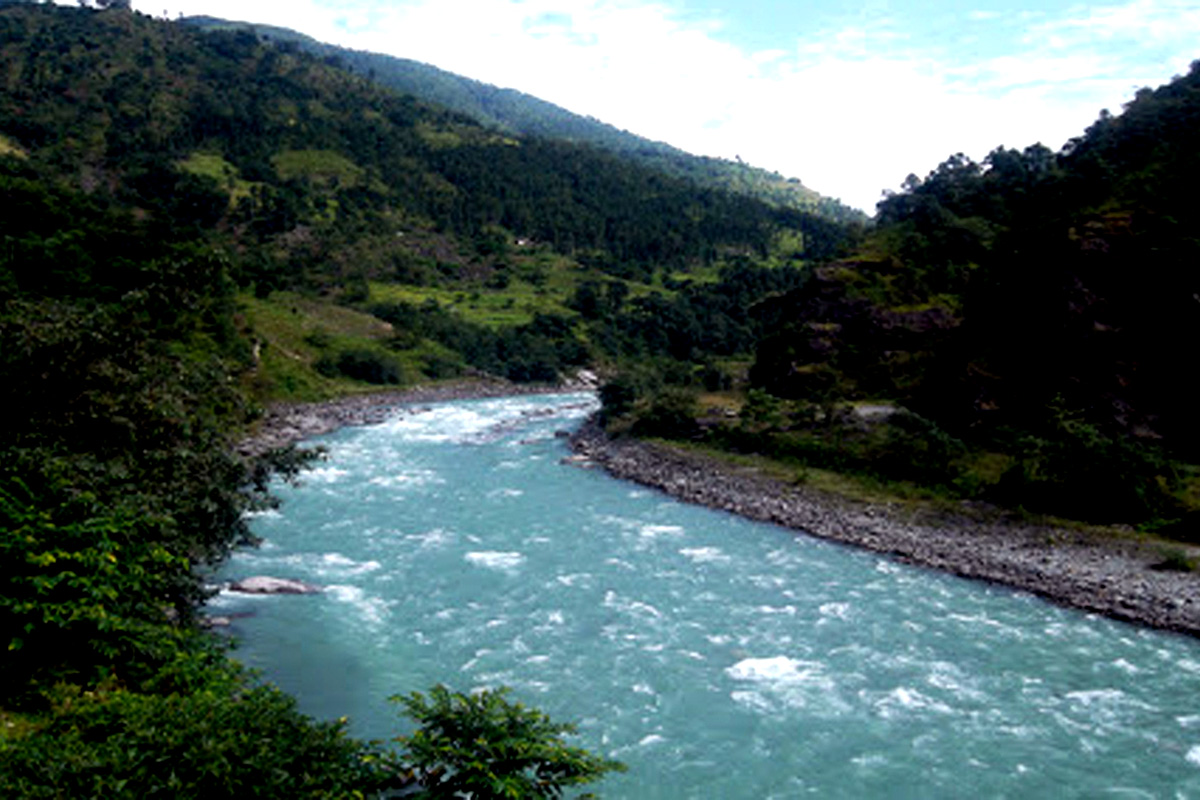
[228,576,321,595]
[570,417,1200,637]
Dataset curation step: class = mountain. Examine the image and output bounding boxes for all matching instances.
[726,61,1200,524]
[179,14,866,224]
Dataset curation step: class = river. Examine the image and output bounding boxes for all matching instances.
[214,393,1200,798]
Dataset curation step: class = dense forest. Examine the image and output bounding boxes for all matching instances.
[609,61,1200,529]
[180,14,866,225]
[2,0,1199,793]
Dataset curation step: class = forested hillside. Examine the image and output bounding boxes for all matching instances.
[608,61,1200,530]
[180,14,866,224]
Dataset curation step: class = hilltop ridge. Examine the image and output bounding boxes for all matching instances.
[180,14,866,224]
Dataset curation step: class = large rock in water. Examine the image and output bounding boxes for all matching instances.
[228,576,321,595]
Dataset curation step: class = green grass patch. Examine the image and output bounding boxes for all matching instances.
[271,149,364,187]
[177,152,257,203]
[239,292,408,401]
[369,280,573,328]
[662,439,918,506]
[0,134,27,159]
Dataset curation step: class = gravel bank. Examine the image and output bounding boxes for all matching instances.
[570,417,1200,638]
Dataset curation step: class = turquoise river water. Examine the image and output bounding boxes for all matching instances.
[214,393,1200,798]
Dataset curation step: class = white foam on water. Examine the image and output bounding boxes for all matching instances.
[640,524,685,539]
[729,690,774,713]
[1065,688,1128,706]
[242,508,282,520]
[755,605,797,616]
[465,551,526,571]
[368,469,442,489]
[875,687,955,718]
[727,656,810,683]
[305,466,350,484]
[604,590,663,619]
[927,662,985,703]
[679,546,730,564]
[1187,745,1200,767]
[317,552,382,577]
[406,528,454,549]
[488,488,525,498]
[379,405,493,443]
[325,584,390,626]
[819,602,851,620]
[726,656,850,714]
[639,734,667,747]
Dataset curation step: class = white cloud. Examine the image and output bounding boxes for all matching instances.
[127,0,1200,212]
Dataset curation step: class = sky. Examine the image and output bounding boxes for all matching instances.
[122,0,1200,212]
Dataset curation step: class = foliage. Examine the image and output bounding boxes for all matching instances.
[315,346,405,385]
[989,403,1179,523]
[394,685,625,799]
[180,15,867,224]
[371,301,588,383]
[0,479,193,701]
[0,684,404,799]
[631,388,702,440]
[734,64,1200,524]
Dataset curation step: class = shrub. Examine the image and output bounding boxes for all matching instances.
[631,388,700,440]
[315,347,403,385]
[394,685,625,799]
[0,686,404,799]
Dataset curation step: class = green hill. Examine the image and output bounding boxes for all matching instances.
[686,62,1200,527]
[180,14,866,224]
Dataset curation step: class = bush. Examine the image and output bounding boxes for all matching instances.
[315,347,403,385]
[0,686,404,799]
[990,406,1178,522]
[394,685,625,799]
[0,479,194,702]
[631,388,700,440]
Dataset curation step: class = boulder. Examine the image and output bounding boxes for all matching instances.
[228,576,321,595]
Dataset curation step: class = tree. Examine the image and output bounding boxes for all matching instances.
[394,685,626,799]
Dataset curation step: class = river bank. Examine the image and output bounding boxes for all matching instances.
[241,385,1200,638]
[569,417,1200,638]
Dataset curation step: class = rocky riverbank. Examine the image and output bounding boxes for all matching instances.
[570,417,1200,638]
